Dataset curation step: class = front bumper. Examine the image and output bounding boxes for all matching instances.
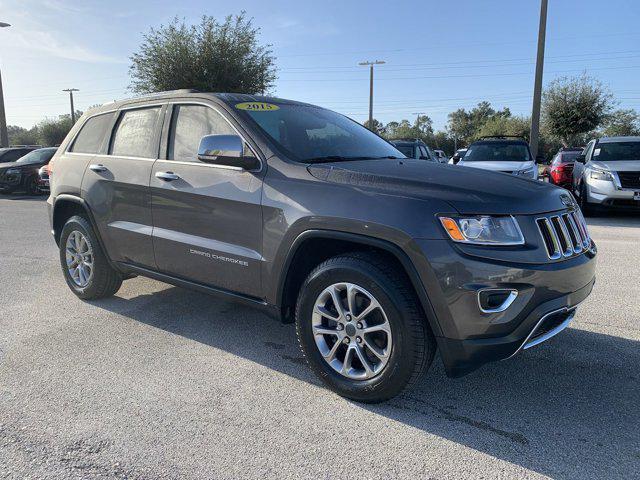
[586,177,640,209]
[411,238,597,377]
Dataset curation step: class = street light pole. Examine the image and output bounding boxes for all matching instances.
[0,22,11,148]
[530,0,548,159]
[63,88,79,124]
[359,60,385,130]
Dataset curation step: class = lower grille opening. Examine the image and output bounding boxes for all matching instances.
[528,310,572,343]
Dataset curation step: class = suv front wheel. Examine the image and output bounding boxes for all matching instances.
[59,215,123,299]
[295,252,435,403]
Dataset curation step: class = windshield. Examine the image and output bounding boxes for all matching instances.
[238,103,403,162]
[463,142,531,162]
[556,151,580,164]
[16,148,56,164]
[593,141,640,161]
[394,145,415,157]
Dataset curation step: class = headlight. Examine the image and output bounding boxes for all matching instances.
[6,168,20,175]
[589,168,613,181]
[439,215,525,245]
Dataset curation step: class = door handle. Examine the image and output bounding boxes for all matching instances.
[155,171,181,181]
[89,164,108,172]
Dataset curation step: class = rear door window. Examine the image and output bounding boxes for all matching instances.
[167,104,235,163]
[70,112,114,154]
[110,107,162,158]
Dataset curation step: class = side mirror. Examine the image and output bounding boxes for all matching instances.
[197,134,259,170]
[575,154,586,164]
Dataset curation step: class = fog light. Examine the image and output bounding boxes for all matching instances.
[478,289,518,313]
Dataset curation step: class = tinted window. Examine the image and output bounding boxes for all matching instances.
[0,149,30,162]
[111,107,161,158]
[238,103,402,162]
[70,113,114,154]
[168,105,235,162]
[394,145,414,158]
[16,148,57,164]
[464,142,531,162]
[593,141,640,161]
[558,151,580,163]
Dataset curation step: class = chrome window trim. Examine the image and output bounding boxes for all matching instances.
[165,100,263,172]
[153,158,243,172]
[66,152,158,162]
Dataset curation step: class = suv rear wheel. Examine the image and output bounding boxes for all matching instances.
[295,252,435,403]
[59,215,123,299]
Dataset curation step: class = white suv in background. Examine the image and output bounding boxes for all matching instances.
[571,136,640,214]
[457,137,538,180]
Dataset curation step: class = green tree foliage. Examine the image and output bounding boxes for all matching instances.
[601,109,640,137]
[385,115,434,141]
[363,118,385,135]
[447,102,511,145]
[7,125,39,145]
[476,115,531,141]
[130,13,277,95]
[542,74,614,146]
[36,112,80,146]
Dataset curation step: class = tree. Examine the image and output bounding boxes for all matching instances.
[476,115,531,141]
[447,102,511,145]
[363,118,385,135]
[385,115,434,141]
[36,112,80,146]
[601,109,640,137]
[542,74,614,146]
[7,125,39,145]
[130,13,277,95]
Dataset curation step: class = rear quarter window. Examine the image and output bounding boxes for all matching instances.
[70,112,115,154]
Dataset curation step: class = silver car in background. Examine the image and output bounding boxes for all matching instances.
[457,137,538,180]
[572,136,640,214]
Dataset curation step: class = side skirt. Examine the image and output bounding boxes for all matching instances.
[117,262,280,321]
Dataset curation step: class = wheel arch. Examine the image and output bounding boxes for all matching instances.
[276,230,443,337]
[51,195,117,269]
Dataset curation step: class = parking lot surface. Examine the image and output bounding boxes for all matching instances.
[0,195,638,479]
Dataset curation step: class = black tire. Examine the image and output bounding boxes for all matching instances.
[295,252,436,403]
[24,175,40,196]
[578,183,595,217]
[59,215,123,299]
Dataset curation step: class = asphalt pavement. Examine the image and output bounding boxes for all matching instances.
[0,194,638,479]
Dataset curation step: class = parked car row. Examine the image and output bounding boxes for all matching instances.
[0,146,57,195]
[388,139,447,163]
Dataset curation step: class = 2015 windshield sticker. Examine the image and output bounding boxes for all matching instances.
[235,102,279,111]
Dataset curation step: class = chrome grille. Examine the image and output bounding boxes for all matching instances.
[536,210,591,260]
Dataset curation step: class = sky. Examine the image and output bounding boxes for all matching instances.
[1,0,639,131]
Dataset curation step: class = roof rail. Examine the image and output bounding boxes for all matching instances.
[135,89,200,98]
[8,144,42,148]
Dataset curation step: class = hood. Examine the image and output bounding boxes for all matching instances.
[0,161,44,172]
[457,160,533,172]
[591,160,640,172]
[308,158,570,215]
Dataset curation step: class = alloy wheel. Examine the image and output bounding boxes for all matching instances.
[311,282,392,380]
[65,230,93,288]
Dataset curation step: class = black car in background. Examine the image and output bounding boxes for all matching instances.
[0,146,41,164]
[389,139,441,162]
[0,147,57,195]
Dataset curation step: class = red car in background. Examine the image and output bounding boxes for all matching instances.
[544,147,584,189]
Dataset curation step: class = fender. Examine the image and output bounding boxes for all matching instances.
[52,194,121,272]
[276,229,444,337]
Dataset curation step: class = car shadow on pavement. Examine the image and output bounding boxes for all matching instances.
[585,211,640,228]
[91,285,639,479]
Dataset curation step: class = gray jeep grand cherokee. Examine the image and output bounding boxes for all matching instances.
[47,91,597,402]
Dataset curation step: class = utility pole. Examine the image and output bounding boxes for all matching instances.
[0,22,11,148]
[529,0,548,159]
[359,60,385,130]
[63,88,79,124]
